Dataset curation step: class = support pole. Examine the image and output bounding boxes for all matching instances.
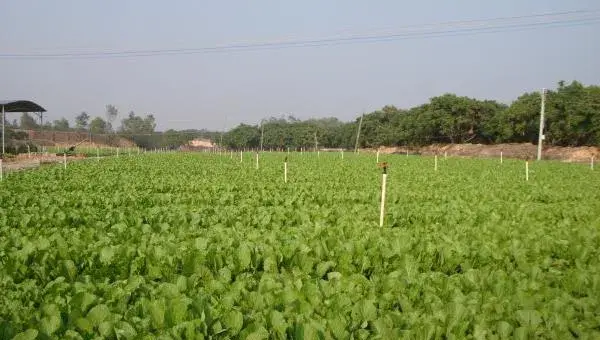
[260,122,264,152]
[1,105,5,155]
[354,113,364,153]
[379,163,388,227]
[537,88,546,161]
[284,157,288,183]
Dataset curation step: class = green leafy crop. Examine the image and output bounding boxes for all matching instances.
[1,153,599,339]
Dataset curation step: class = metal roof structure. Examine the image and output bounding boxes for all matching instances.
[0,100,46,113]
[1,99,47,155]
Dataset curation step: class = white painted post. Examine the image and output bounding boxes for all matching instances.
[27,145,31,158]
[230,151,233,159]
[525,161,529,181]
[500,151,503,164]
[63,152,67,169]
[341,150,344,159]
[0,159,3,181]
[376,150,379,163]
[591,156,594,170]
[255,152,259,169]
[434,155,438,171]
[240,151,243,163]
[284,158,288,183]
[379,164,388,227]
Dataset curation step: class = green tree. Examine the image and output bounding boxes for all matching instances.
[223,124,260,149]
[105,104,119,132]
[20,113,39,129]
[52,118,70,131]
[89,117,108,134]
[75,112,90,130]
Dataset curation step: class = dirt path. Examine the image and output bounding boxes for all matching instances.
[1,154,88,173]
[372,143,599,162]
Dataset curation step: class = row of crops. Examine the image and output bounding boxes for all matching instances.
[1,152,599,339]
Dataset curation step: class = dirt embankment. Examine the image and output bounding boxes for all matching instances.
[371,143,599,162]
[1,154,88,173]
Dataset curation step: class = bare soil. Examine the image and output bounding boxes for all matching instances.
[368,143,599,162]
[2,154,87,173]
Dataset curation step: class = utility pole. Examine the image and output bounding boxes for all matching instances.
[354,113,364,153]
[537,88,546,161]
[260,121,264,152]
[1,105,5,155]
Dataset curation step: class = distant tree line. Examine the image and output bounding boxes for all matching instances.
[3,104,217,150]
[2,80,599,154]
[221,80,600,149]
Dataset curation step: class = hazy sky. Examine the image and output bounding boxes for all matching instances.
[1,1,599,131]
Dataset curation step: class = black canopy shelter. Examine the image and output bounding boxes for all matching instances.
[1,100,47,155]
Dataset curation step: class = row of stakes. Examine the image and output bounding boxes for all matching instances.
[215,150,596,226]
[0,146,173,181]
[2,149,596,227]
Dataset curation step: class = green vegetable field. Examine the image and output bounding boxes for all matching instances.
[1,153,599,339]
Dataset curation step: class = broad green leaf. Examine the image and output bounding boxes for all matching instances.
[115,321,137,339]
[269,310,287,337]
[11,329,38,340]
[86,304,110,327]
[223,310,244,335]
[149,300,165,330]
[99,247,115,265]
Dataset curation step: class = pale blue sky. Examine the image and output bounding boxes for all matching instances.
[1,1,599,131]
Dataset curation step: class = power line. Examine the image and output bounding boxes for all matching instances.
[1,9,599,60]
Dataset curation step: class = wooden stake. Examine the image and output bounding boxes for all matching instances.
[27,145,31,158]
[0,159,3,181]
[256,152,259,169]
[526,161,529,181]
[240,151,243,163]
[592,156,595,170]
[341,150,344,159]
[64,152,67,169]
[444,151,447,159]
[376,150,379,163]
[378,163,388,227]
[434,155,438,171]
[284,157,288,183]
[500,151,503,164]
